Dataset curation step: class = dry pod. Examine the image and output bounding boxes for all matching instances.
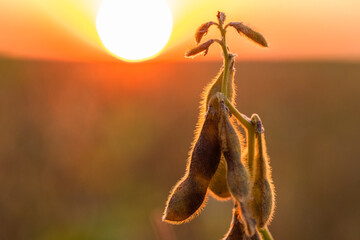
[163,97,221,223]
[224,204,261,240]
[218,99,255,236]
[248,114,275,228]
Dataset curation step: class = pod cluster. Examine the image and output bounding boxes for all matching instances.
[162,69,275,239]
[163,12,275,240]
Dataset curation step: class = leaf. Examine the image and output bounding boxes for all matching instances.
[185,39,215,58]
[195,21,216,44]
[229,22,268,47]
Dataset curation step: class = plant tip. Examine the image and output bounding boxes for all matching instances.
[217,11,226,25]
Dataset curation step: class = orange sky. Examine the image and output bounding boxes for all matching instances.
[1,0,360,62]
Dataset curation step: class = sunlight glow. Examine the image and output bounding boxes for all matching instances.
[95,0,173,62]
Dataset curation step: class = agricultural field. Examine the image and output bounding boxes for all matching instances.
[0,58,359,240]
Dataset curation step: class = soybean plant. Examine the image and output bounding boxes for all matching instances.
[163,12,275,240]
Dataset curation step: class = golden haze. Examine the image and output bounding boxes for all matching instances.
[0,0,359,61]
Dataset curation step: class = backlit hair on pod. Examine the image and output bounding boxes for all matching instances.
[162,97,221,223]
[248,114,275,228]
[218,98,255,236]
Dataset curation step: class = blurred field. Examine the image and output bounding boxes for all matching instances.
[0,58,359,240]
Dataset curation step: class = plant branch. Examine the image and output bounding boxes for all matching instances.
[224,98,251,129]
[215,22,230,98]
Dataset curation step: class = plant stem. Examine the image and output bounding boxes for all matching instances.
[217,24,230,98]
[259,227,274,240]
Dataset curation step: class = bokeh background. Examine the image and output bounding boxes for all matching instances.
[1,0,360,240]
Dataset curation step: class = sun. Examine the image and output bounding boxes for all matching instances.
[96,0,173,62]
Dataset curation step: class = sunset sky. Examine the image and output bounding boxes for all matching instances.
[1,0,359,62]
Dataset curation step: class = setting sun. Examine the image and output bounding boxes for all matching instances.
[95,0,173,62]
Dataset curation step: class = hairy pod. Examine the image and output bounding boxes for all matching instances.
[248,114,275,228]
[219,101,255,236]
[224,204,261,240]
[219,102,249,200]
[206,55,236,200]
[163,98,221,223]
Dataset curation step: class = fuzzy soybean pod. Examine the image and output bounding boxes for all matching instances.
[162,98,221,223]
[224,204,261,240]
[218,101,255,236]
[206,55,236,200]
[249,114,275,228]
